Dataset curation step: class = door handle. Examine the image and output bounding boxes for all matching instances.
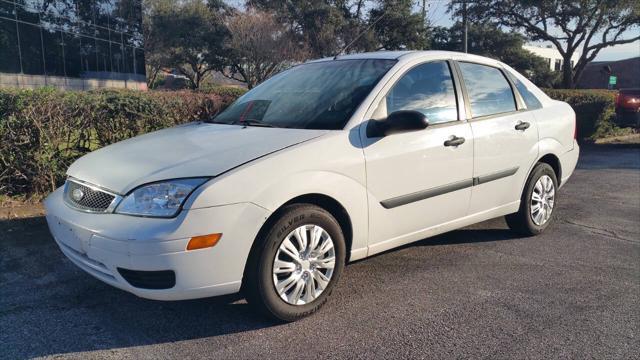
[444,136,465,147]
[515,121,530,131]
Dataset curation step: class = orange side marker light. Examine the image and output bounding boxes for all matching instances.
[187,233,222,251]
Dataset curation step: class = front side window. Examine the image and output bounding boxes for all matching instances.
[211,59,396,130]
[458,62,516,118]
[385,61,458,124]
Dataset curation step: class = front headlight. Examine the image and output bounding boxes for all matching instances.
[115,178,209,217]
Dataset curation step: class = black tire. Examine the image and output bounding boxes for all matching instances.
[243,204,346,322]
[506,162,558,236]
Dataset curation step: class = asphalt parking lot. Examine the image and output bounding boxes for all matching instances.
[1,145,639,359]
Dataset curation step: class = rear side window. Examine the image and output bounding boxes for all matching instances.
[507,72,543,110]
[385,61,458,124]
[458,62,516,118]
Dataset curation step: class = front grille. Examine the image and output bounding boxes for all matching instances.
[117,268,176,289]
[64,179,116,212]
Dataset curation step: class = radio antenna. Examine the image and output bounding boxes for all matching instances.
[333,10,388,60]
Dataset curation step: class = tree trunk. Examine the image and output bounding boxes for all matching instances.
[561,56,574,88]
[194,72,201,89]
[147,67,160,89]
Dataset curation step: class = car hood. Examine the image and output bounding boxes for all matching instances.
[67,123,327,194]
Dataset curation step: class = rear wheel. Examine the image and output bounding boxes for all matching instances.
[506,163,558,236]
[244,204,345,321]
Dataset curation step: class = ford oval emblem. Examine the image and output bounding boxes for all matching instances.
[72,188,85,201]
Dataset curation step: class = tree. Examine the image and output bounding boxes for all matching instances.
[248,0,348,57]
[333,0,378,53]
[368,0,429,51]
[143,0,172,88]
[453,0,640,88]
[431,23,558,87]
[223,10,309,88]
[144,0,229,89]
[248,0,431,57]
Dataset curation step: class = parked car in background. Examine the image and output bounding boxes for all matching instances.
[615,88,640,128]
[44,51,579,322]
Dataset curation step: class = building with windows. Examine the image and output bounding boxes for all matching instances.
[523,45,580,72]
[0,0,146,90]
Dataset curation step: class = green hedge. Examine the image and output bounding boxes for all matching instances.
[199,85,248,98]
[543,89,630,140]
[0,87,241,198]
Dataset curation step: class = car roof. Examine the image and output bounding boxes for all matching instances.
[333,50,415,60]
[307,50,501,66]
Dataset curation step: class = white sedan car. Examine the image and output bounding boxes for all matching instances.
[45,51,579,321]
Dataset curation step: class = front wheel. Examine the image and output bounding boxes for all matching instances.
[506,162,558,236]
[244,204,346,321]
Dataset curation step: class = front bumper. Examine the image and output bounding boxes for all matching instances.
[44,187,270,300]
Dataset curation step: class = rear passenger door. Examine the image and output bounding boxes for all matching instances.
[455,61,539,215]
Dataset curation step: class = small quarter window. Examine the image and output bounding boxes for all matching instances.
[385,61,458,124]
[458,62,516,118]
[507,72,543,110]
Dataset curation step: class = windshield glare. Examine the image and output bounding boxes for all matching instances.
[210,59,397,130]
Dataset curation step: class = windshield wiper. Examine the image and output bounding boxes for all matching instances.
[203,118,231,124]
[234,119,274,127]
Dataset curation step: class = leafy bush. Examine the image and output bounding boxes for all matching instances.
[199,85,248,99]
[0,88,240,198]
[543,89,632,140]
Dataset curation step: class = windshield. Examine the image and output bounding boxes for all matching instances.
[208,59,397,130]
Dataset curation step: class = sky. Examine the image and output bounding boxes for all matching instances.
[427,1,640,61]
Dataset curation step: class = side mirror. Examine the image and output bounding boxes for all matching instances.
[367,110,429,137]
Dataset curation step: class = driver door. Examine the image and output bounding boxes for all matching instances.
[361,61,473,254]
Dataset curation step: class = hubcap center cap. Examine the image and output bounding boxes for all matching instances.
[300,259,311,271]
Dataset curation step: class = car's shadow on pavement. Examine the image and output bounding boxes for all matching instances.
[356,217,518,263]
[0,216,282,358]
[416,227,517,247]
[0,215,519,358]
